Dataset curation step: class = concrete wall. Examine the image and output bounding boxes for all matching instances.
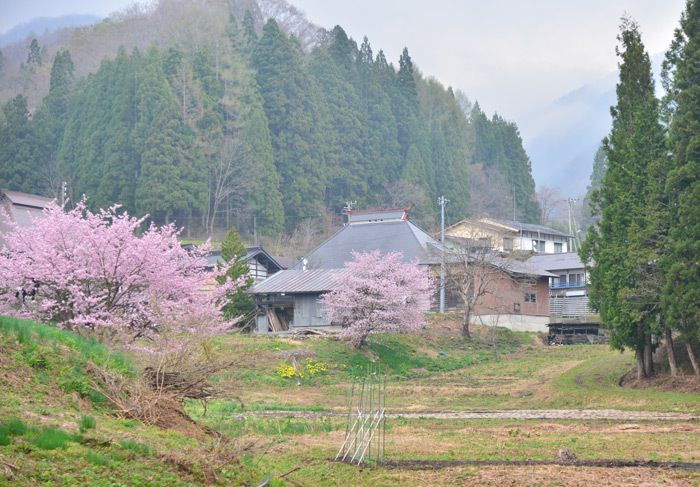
[473,314,550,333]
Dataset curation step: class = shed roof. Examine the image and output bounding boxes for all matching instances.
[251,268,345,294]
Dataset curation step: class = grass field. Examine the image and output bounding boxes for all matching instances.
[2,314,700,486]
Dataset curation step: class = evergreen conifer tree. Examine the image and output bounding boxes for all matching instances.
[0,95,36,192]
[252,19,327,227]
[580,17,666,379]
[661,0,700,375]
[218,225,254,322]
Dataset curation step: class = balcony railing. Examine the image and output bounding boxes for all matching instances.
[550,282,585,289]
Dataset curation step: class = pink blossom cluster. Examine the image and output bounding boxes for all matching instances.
[0,200,244,343]
[321,250,434,347]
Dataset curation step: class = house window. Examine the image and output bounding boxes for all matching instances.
[503,237,513,251]
[554,242,563,253]
[532,240,546,252]
[569,273,583,286]
[477,237,492,249]
[524,292,537,303]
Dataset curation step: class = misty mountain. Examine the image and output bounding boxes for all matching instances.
[527,52,665,197]
[0,15,101,47]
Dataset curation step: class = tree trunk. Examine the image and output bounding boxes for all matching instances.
[644,333,654,377]
[462,308,472,339]
[664,327,678,376]
[636,348,646,381]
[687,342,700,376]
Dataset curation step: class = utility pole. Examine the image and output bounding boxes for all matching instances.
[343,201,357,225]
[566,198,579,252]
[61,181,67,206]
[438,195,449,313]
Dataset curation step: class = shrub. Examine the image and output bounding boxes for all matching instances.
[0,425,10,446]
[79,415,97,432]
[4,417,27,436]
[119,439,150,455]
[31,427,73,450]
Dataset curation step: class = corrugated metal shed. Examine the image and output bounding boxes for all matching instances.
[252,269,345,294]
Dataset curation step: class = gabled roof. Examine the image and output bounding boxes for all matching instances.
[0,189,54,233]
[292,218,440,269]
[526,252,586,272]
[251,268,345,294]
[241,246,284,272]
[1,188,54,209]
[202,246,284,272]
[482,218,571,238]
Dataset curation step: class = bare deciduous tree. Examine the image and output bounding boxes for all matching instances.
[467,164,513,220]
[206,133,252,235]
[438,227,537,339]
[536,186,567,227]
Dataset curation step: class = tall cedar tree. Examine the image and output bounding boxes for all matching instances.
[32,49,75,197]
[309,29,368,212]
[580,17,666,379]
[661,0,700,375]
[252,19,327,229]
[218,226,254,322]
[0,95,36,192]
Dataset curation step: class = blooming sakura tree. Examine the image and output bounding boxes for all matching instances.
[321,250,434,348]
[0,200,244,346]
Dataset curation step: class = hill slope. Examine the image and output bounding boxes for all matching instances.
[0,0,540,240]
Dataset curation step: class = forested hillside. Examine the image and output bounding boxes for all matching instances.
[0,0,539,238]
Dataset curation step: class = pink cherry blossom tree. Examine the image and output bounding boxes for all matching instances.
[321,250,434,348]
[0,199,244,349]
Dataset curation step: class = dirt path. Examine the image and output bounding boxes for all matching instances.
[243,409,700,421]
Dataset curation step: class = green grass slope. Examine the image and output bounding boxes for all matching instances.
[0,316,263,486]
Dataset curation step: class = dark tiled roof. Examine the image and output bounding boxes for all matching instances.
[292,219,439,269]
[526,252,586,272]
[483,218,572,238]
[251,268,345,294]
[201,247,283,271]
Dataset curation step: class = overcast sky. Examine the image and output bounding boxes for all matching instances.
[0,0,689,192]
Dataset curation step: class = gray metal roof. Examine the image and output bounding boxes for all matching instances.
[251,268,345,294]
[526,252,586,272]
[292,219,440,269]
[495,257,558,277]
[0,189,53,238]
[482,218,572,238]
[1,189,54,209]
